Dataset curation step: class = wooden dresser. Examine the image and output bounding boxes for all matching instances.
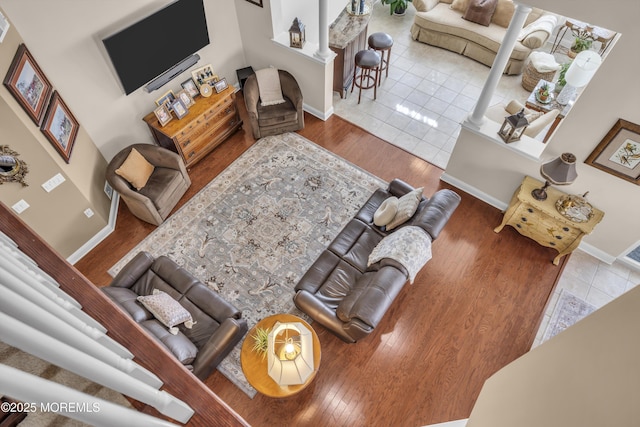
[142,86,242,167]
[494,176,604,265]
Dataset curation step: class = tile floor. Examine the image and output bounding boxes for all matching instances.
[332,2,640,349]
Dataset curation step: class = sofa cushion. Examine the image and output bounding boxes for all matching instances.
[328,218,384,273]
[490,0,514,27]
[115,147,155,190]
[463,0,498,26]
[386,187,423,230]
[256,98,297,127]
[450,0,470,13]
[373,197,399,226]
[139,319,198,365]
[137,289,195,334]
[102,286,152,323]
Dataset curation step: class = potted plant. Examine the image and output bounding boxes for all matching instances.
[568,33,593,58]
[381,0,412,15]
[537,82,550,102]
[251,326,270,360]
[554,62,571,93]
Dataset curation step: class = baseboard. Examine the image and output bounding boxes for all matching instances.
[67,194,119,265]
[440,172,507,211]
[440,173,617,265]
[304,103,333,121]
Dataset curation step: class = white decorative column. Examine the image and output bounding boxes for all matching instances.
[315,0,332,60]
[467,3,532,127]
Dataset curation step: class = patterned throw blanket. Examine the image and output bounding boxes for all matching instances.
[367,226,432,284]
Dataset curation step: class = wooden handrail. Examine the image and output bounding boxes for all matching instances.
[0,202,249,427]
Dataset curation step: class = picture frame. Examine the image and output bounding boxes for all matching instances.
[154,103,173,127]
[170,98,189,119]
[191,64,217,88]
[585,119,640,185]
[3,44,53,125]
[176,89,195,108]
[155,90,175,109]
[40,91,79,163]
[213,77,229,94]
[181,78,199,98]
[245,0,263,7]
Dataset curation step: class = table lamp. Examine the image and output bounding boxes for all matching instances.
[531,153,578,201]
[557,50,601,105]
[267,321,314,385]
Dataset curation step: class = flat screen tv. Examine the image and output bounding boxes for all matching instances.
[103,0,209,95]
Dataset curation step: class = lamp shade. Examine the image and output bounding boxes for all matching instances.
[540,153,578,185]
[564,50,601,88]
[267,321,314,385]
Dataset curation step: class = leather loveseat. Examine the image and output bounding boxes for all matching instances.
[410,0,557,75]
[103,251,248,380]
[293,179,461,343]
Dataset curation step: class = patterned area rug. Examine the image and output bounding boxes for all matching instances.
[542,289,596,343]
[109,132,386,397]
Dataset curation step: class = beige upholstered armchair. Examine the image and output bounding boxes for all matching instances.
[243,69,304,139]
[106,144,191,226]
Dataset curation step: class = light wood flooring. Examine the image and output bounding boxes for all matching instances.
[76,93,566,426]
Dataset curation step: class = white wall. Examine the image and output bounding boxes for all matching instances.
[0,0,246,161]
[446,0,640,259]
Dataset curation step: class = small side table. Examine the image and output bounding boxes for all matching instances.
[525,80,572,143]
[240,313,321,398]
[494,176,604,265]
[236,66,254,91]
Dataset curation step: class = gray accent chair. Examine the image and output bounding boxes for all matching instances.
[106,144,191,226]
[243,69,304,139]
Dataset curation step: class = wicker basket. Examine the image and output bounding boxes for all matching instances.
[521,61,557,92]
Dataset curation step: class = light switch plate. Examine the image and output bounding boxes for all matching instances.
[42,173,66,193]
[12,199,30,214]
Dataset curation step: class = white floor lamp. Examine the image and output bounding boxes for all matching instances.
[557,50,602,105]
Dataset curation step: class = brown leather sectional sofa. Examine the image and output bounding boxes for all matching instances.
[103,251,248,380]
[293,179,461,343]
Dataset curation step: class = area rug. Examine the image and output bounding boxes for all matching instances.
[542,289,596,343]
[108,132,386,398]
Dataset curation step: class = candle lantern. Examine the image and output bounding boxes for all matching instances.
[289,17,305,49]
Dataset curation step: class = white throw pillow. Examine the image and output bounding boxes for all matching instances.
[386,187,423,231]
[137,289,195,335]
[374,197,399,227]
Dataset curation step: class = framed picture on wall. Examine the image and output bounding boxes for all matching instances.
[585,119,640,185]
[245,0,263,6]
[3,44,53,125]
[40,91,79,163]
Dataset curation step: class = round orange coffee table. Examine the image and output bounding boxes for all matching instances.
[240,313,321,398]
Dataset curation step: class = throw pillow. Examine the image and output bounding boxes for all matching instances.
[115,148,155,190]
[490,0,514,28]
[463,0,498,26]
[374,197,399,227]
[137,289,195,335]
[450,0,470,13]
[386,187,423,231]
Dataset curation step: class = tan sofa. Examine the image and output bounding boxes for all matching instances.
[410,0,556,75]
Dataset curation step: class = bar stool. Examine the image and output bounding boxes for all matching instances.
[351,50,381,104]
[368,32,393,86]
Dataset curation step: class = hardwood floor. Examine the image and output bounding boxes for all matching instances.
[76,93,566,426]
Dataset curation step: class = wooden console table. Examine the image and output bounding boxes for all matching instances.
[495,176,604,265]
[329,7,371,98]
[143,86,242,168]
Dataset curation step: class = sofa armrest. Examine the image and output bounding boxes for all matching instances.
[413,189,461,240]
[387,179,416,197]
[191,317,247,380]
[521,29,550,49]
[109,251,155,288]
[294,290,357,343]
[413,0,441,12]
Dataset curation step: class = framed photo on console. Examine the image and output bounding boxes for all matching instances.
[585,119,640,185]
[176,89,195,108]
[170,98,189,119]
[181,78,199,98]
[40,91,79,163]
[155,90,175,109]
[191,64,217,88]
[213,77,228,93]
[154,103,173,127]
[3,44,53,125]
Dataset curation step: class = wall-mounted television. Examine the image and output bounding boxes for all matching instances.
[103,0,209,95]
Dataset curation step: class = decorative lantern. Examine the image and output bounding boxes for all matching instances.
[498,108,529,143]
[289,18,306,49]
